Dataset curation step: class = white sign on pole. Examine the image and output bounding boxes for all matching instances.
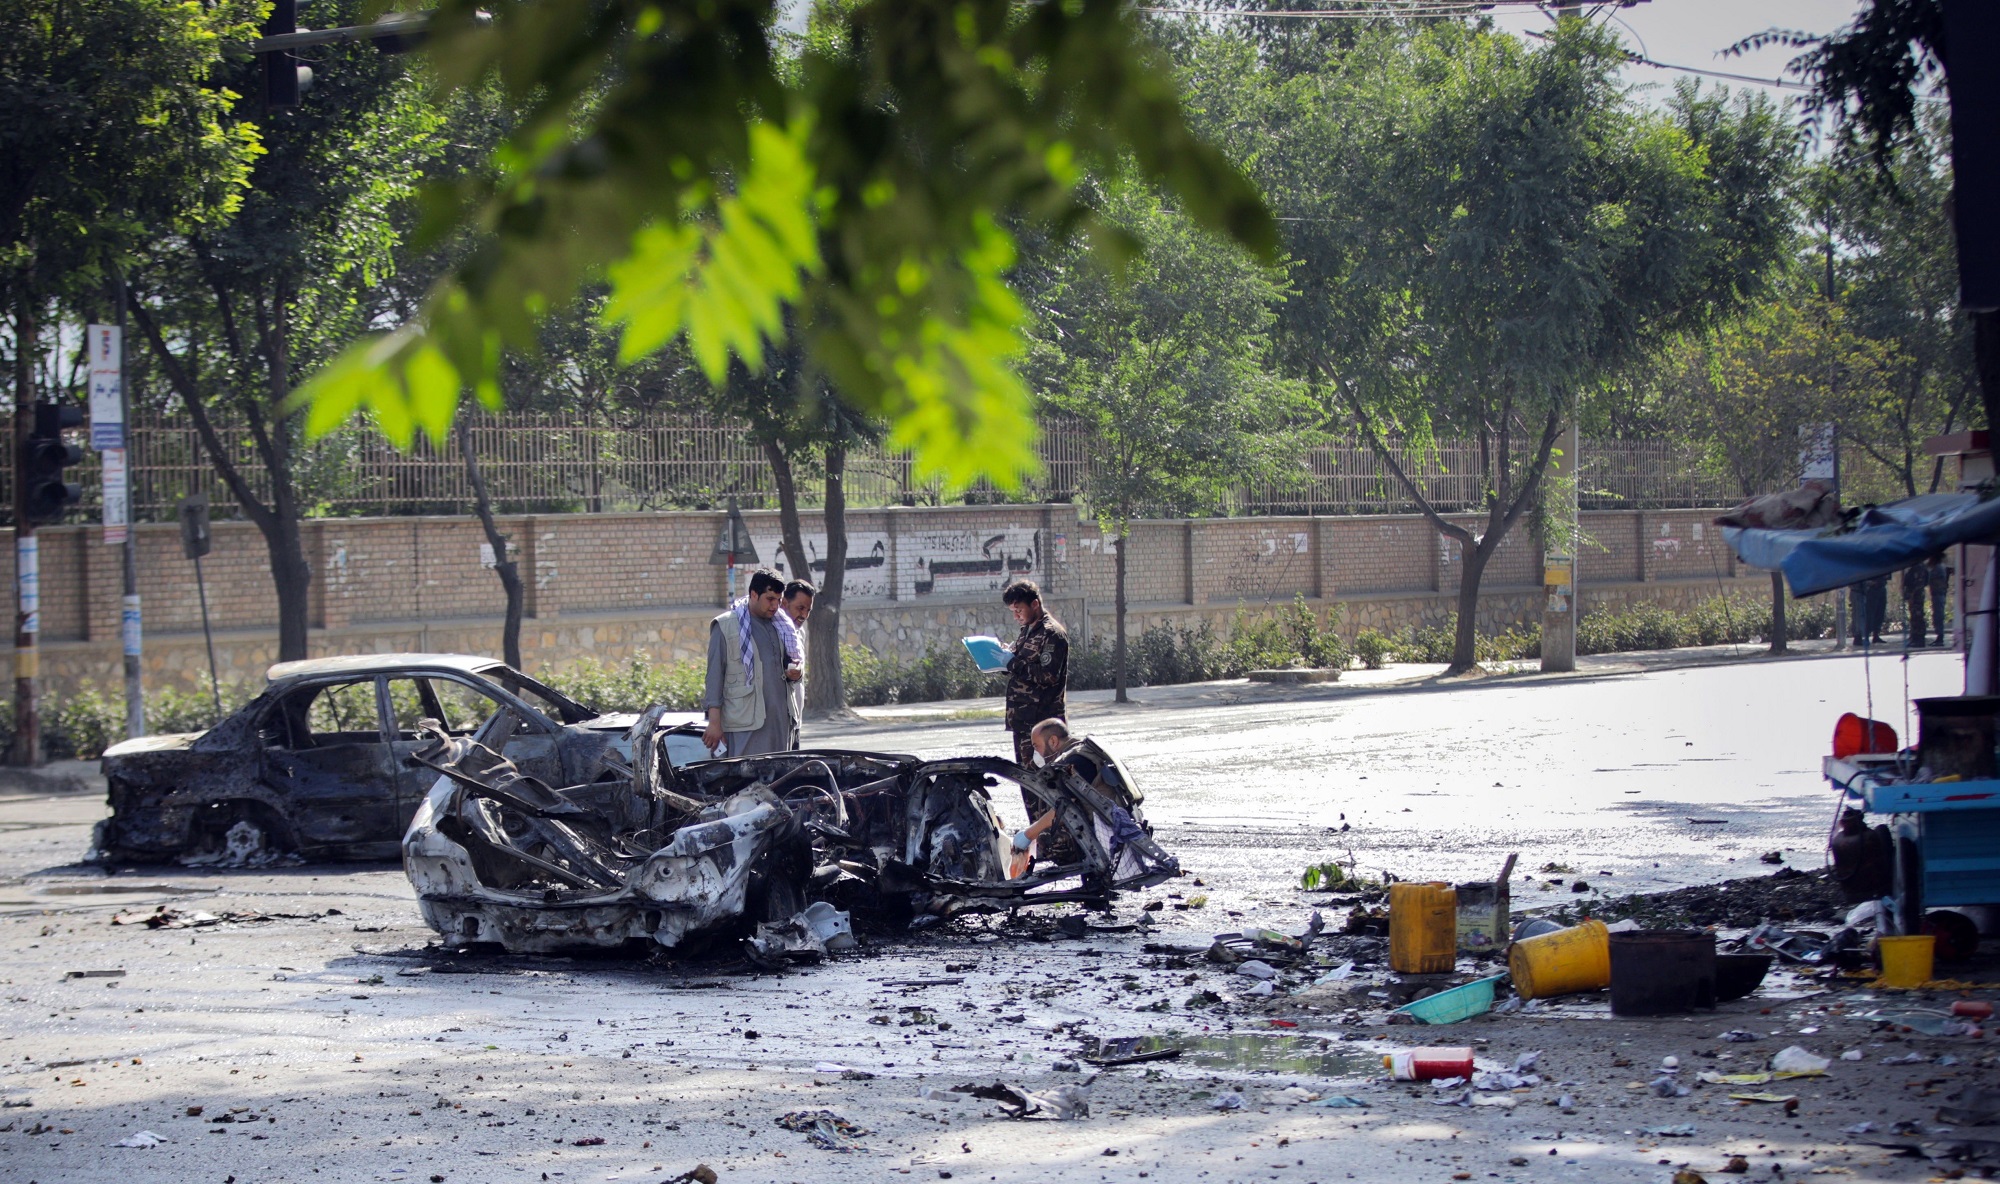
[1798,423,1837,484]
[86,323,124,451]
[102,448,129,545]
[122,594,143,659]
[17,535,38,635]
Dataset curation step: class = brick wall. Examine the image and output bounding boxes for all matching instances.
[4,504,1765,699]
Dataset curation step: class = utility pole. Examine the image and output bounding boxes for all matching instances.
[11,296,37,766]
[100,276,143,736]
[1540,419,1580,673]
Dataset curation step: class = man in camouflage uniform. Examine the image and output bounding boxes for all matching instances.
[1001,580,1069,767]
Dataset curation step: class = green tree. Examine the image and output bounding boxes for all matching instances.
[298,0,1276,493]
[1738,0,1999,471]
[1226,23,1795,672]
[1030,187,1303,701]
[1,0,259,337]
[1823,119,1981,495]
[2,0,260,758]
[127,3,441,661]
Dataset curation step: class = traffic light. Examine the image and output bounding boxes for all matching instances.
[24,400,84,523]
[261,0,313,109]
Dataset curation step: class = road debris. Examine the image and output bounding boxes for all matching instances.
[775,1108,870,1151]
[959,1082,1089,1120]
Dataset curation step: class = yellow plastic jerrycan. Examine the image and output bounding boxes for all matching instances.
[1389,881,1458,974]
[1508,919,1612,1000]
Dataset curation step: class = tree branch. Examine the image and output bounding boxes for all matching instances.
[126,290,276,531]
[1329,368,1473,546]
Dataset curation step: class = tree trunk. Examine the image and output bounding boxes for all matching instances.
[1113,526,1130,704]
[805,441,847,715]
[761,437,811,584]
[267,512,313,662]
[459,418,524,669]
[1977,310,2000,447]
[255,281,312,664]
[1769,571,1788,656]
[1450,539,1491,675]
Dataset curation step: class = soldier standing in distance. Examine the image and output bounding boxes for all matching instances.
[1001,580,1069,767]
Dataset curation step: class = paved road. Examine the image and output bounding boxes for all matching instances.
[818,647,1967,910]
[0,646,1974,1184]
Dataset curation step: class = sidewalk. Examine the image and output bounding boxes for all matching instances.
[845,634,1905,725]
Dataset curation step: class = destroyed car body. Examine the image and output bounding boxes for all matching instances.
[96,654,705,864]
[403,710,1179,955]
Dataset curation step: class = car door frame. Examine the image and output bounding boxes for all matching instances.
[256,674,403,858]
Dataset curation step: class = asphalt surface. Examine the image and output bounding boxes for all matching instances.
[0,646,1985,1184]
[832,647,1968,911]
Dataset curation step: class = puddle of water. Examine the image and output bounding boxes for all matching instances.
[1086,1033,1382,1078]
[37,883,213,896]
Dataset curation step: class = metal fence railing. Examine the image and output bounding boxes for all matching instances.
[27,407,1765,523]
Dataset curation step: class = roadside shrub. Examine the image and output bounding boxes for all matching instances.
[1281,595,1349,671]
[1387,615,1539,665]
[1353,627,1395,670]
[1576,592,1838,655]
[840,643,1004,707]
[543,653,703,712]
[1138,620,1223,685]
[47,686,123,760]
[149,684,252,733]
[1067,634,1117,692]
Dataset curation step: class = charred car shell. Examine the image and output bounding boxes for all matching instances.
[95,653,698,865]
[404,709,1178,955]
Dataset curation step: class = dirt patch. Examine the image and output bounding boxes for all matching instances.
[1539,866,1846,929]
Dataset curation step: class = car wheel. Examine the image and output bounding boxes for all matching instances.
[184,805,291,868]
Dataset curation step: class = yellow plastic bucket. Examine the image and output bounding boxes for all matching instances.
[1877,934,1935,988]
[1508,919,1611,1000]
[1389,882,1458,974]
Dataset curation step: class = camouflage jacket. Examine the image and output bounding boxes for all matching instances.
[1004,612,1069,731]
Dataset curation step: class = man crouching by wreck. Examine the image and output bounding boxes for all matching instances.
[702,568,803,758]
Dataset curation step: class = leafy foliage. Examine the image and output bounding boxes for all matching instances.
[1352,628,1396,671]
[1192,20,1798,671]
[540,654,706,713]
[298,0,1276,491]
[0,0,261,304]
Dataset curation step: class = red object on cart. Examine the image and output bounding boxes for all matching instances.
[1832,712,1899,759]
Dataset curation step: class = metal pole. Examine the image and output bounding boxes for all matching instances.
[11,294,38,766]
[1540,420,1579,673]
[114,273,143,737]
[192,553,222,722]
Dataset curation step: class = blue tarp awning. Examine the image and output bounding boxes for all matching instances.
[1725,493,2000,598]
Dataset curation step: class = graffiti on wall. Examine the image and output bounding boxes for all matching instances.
[1219,531,1311,600]
[755,531,893,600]
[909,528,1040,597]
[752,527,1042,601]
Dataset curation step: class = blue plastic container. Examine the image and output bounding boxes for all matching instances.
[1393,974,1504,1025]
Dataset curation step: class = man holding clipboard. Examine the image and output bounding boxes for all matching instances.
[984,580,1069,767]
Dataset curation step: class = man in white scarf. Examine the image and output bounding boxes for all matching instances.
[701,569,802,757]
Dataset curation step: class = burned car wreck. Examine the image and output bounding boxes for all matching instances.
[95,654,705,865]
[402,708,1179,958]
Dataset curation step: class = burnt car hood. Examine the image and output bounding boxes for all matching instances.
[402,711,1178,957]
